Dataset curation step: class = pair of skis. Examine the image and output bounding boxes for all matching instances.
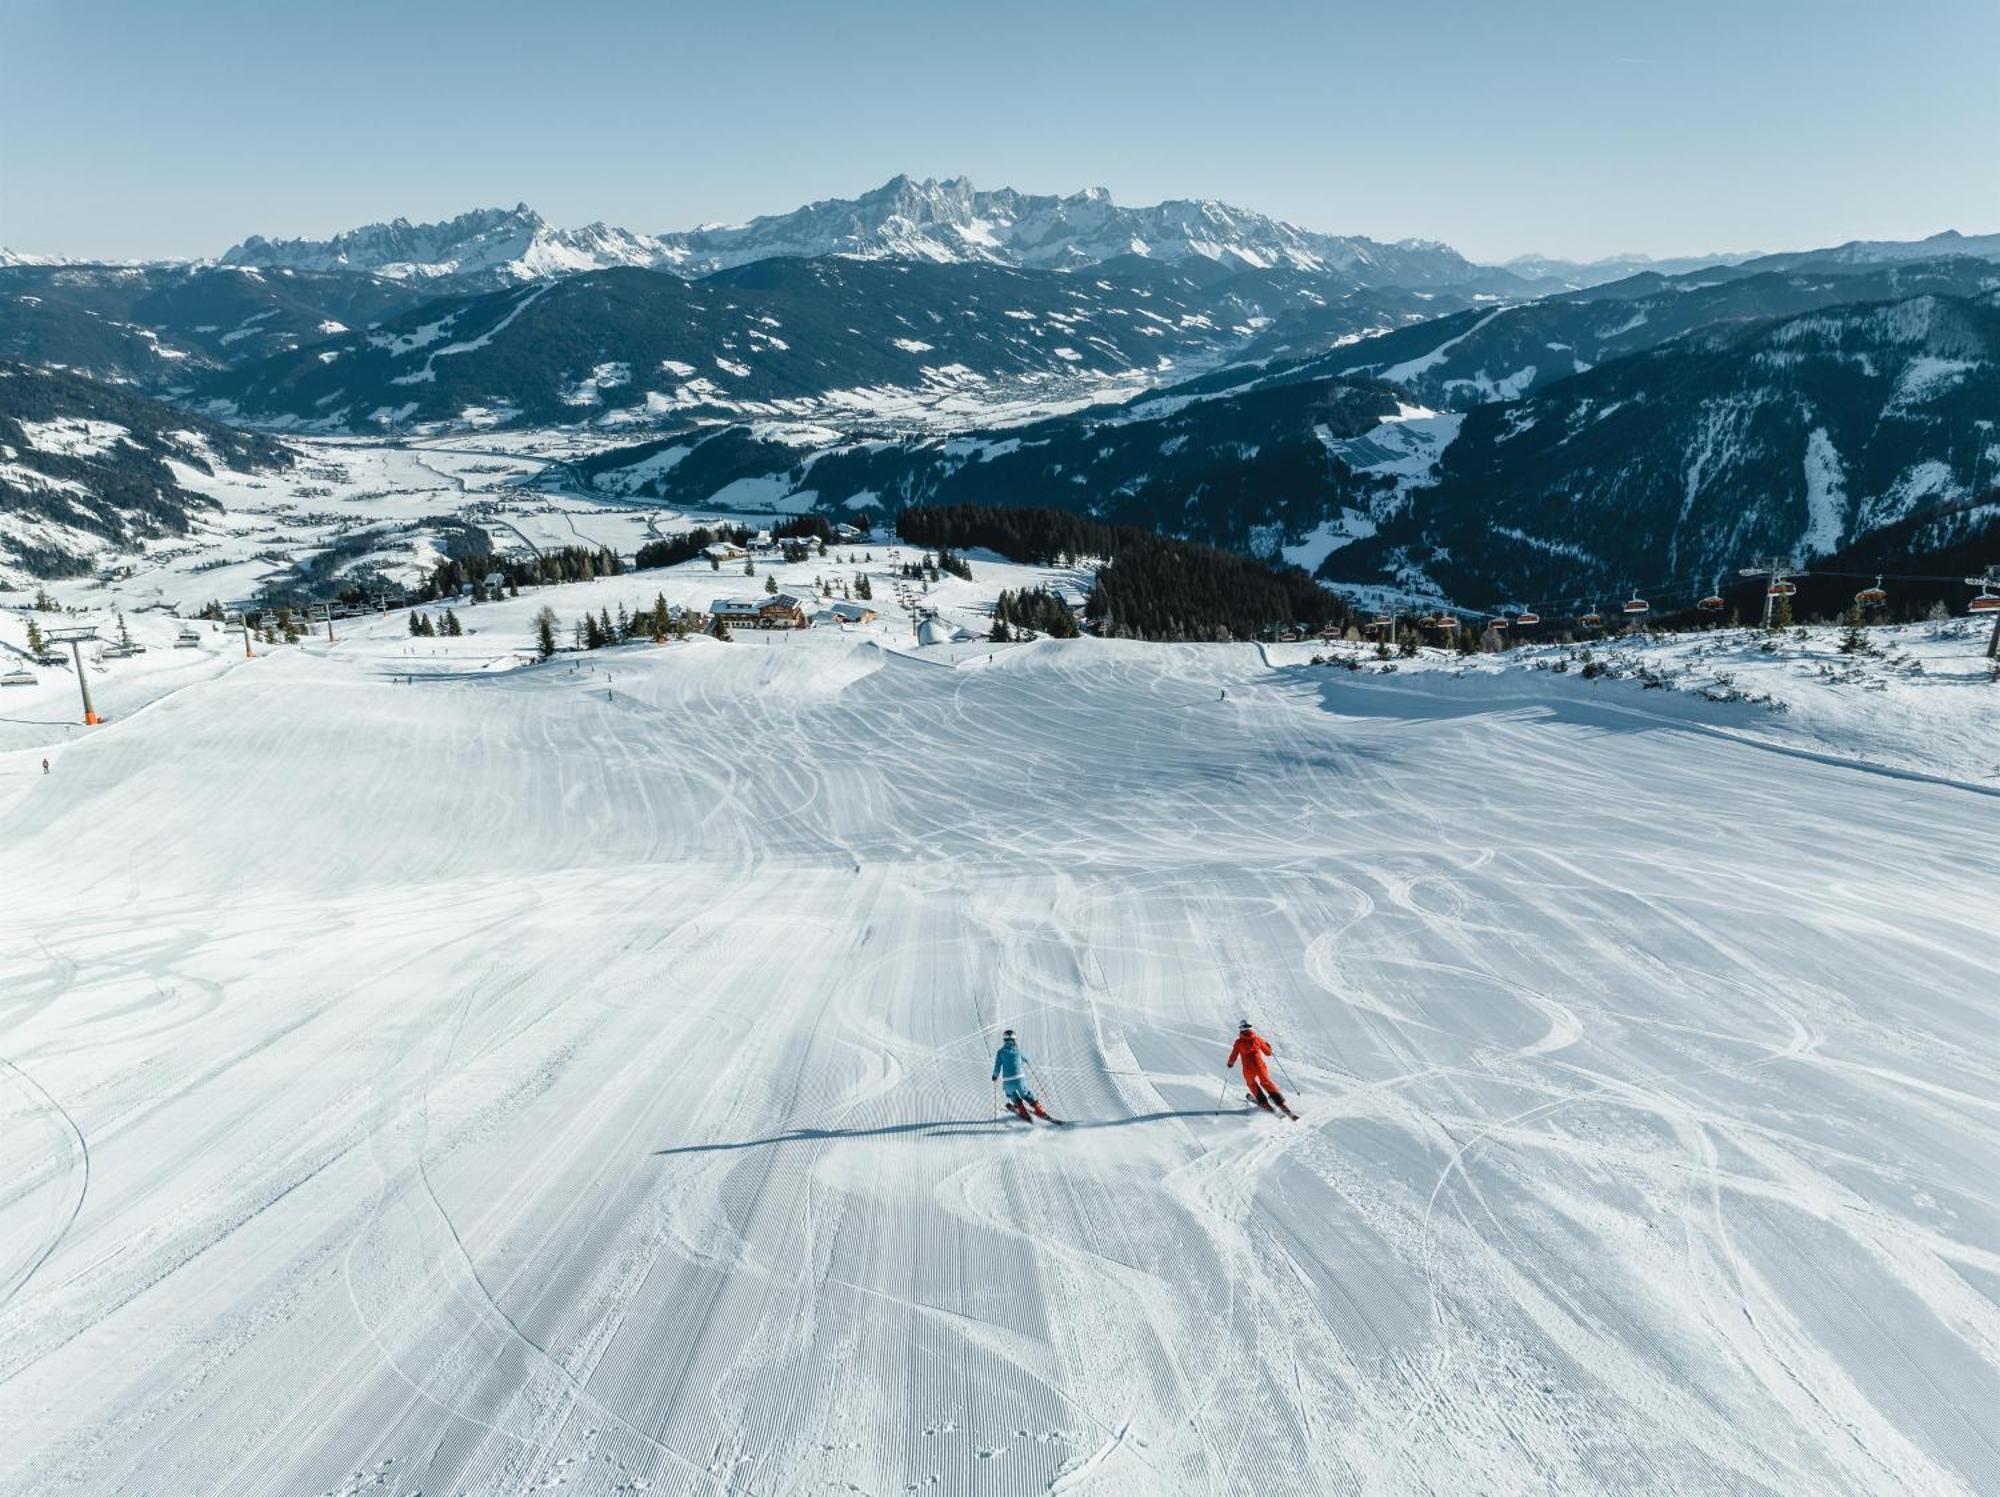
[1247,1091,1298,1121]
[1005,1100,1067,1126]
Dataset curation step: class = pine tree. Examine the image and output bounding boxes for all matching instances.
[443,609,464,637]
[651,595,671,642]
[764,573,779,595]
[26,617,45,655]
[408,612,426,638]
[534,607,559,661]
[855,574,872,601]
[1838,606,1869,655]
[744,558,756,577]
[615,602,631,640]
[598,607,615,645]
[989,617,1012,643]
[116,612,134,649]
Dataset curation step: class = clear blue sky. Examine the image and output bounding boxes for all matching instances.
[2,0,1994,264]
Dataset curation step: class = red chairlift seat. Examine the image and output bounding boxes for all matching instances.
[1768,581,1797,597]
[1489,617,1509,630]
[1515,611,1541,626]
[1578,612,1604,629]
[1623,597,1650,614]
[1855,575,1888,607]
[1697,595,1726,612]
[1971,594,2000,613]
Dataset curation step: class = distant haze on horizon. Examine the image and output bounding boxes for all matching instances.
[2,0,1994,264]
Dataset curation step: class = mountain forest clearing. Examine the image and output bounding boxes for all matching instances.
[1,588,1994,1495]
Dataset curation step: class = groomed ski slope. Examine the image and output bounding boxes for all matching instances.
[1,622,1997,1495]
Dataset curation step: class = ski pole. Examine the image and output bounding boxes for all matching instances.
[1028,1064,1056,1114]
[1275,1052,1301,1102]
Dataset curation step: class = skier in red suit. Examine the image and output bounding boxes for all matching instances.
[1228,1021,1290,1114]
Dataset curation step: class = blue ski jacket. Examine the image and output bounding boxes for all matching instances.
[992,1040,1028,1082]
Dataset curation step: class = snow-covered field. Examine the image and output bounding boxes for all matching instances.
[1,575,1996,1495]
[0,433,817,612]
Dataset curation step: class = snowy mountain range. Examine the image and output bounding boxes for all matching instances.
[216,178,1504,290]
[1498,250,1751,288]
[648,176,1493,283]
[11,178,2000,609]
[550,264,2000,614]
[194,256,1364,432]
[219,205,670,285]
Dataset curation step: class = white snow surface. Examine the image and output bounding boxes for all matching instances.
[0,585,1994,1494]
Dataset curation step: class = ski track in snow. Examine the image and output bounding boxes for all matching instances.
[0,630,1996,1495]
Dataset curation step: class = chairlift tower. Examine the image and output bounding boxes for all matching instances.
[45,626,103,725]
[311,602,334,644]
[1966,566,2000,659]
[1738,556,1801,631]
[224,610,254,658]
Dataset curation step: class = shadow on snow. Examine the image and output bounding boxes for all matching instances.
[651,1107,1253,1157]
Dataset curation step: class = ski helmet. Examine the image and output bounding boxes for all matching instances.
[1002,1028,1016,1040]
[1239,1020,1252,1031]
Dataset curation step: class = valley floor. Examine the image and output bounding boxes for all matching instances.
[0,611,1996,1495]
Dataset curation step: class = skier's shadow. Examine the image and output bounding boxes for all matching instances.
[652,1108,1247,1157]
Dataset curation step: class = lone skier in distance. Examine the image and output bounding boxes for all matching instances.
[1229,1020,1294,1117]
[992,1029,1057,1123]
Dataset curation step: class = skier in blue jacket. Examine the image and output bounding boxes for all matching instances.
[992,1029,1055,1122]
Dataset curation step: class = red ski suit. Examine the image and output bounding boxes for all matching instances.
[1229,1030,1275,1089]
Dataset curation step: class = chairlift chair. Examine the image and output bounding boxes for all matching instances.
[1515,610,1541,626]
[1697,595,1726,613]
[1578,611,1604,629]
[1622,595,1650,615]
[1854,576,1888,608]
[1971,592,2000,614]
[1768,581,1797,598]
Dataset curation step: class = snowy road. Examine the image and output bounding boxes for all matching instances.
[1,631,1996,1494]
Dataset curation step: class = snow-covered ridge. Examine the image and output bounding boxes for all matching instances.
[216,177,1487,287]
[220,204,679,284]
